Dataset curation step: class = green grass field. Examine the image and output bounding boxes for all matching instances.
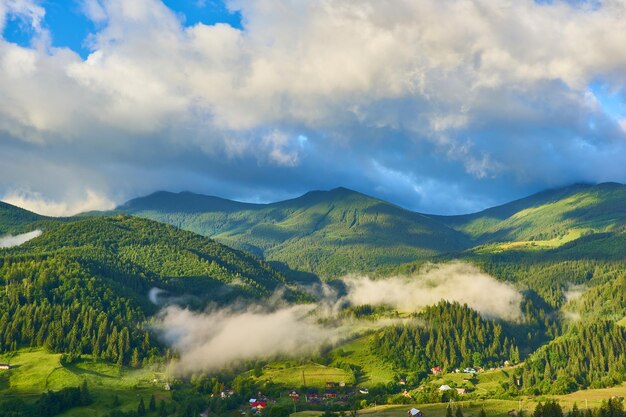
[0,349,173,417]
[330,336,396,386]
[251,361,355,389]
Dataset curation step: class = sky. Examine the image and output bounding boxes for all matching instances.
[1,0,626,216]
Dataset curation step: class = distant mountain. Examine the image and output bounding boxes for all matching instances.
[0,201,44,234]
[436,182,626,250]
[118,188,472,278]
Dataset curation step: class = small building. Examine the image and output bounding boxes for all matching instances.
[438,385,452,391]
[463,368,477,374]
[399,377,407,385]
[164,383,171,391]
[456,388,467,395]
[324,391,337,399]
[359,388,369,394]
[0,364,10,370]
[289,391,300,401]
[325,381,338,388]
[408,408,424,417]
[431,366,442,375]
[250,400,267,411]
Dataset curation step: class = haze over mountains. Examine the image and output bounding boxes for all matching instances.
[116,182,626,277]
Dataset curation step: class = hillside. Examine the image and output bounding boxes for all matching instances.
[118,188,472,278]
[0,201,44,234]
[437,182,626,248]
[0,214,298,365]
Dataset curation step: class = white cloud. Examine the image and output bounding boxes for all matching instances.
[0,229,42,248]
[1,0,626,212]
[341,262,523,321]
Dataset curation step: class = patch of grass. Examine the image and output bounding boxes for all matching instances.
[0,349,173,417]
[252,361,354,389]
[617,317,626,327]
[331,335,396,386]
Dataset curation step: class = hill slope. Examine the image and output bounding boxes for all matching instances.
[437,182,626,247]
[0,214,296,364]
[118,188,472,278]
[0,201,44,234]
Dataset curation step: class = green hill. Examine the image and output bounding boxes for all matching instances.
[0,213,298,365]
[437,182,626,248]
[118,188,472,278]
[0,201,44,234]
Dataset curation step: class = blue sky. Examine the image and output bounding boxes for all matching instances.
[1,0,626,216]
[2,0,242,56]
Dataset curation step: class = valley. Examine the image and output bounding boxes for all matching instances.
[0,183,625,417]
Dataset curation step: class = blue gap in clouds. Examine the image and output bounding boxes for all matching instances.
[43,1,97,58]
[163,0,242,29]
[2,14,37,48]
[590,82,626,121]
[2,1,96,59]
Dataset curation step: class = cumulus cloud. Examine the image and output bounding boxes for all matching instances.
[0,229,42,248]
[2,0,626,213]
[341,262,523,321]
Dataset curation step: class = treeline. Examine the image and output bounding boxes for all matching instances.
[520,321,626,394]
[372,302,519,377]
[0,255,158,365]
[533,398,624,417]
[0,382,91,417]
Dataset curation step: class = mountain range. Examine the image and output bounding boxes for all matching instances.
[116,182,626,277]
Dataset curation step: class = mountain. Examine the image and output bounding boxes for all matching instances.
[118,187,472,278]
[437,182,626,249]
[0,201,44,234]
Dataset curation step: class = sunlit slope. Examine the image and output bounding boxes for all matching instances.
[438,182,626,248]
[119,188,472,278]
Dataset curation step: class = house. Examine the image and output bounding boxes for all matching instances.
[463,368,477,374]
[456,388,467,395]
[438,385,452,391]
[324,391,337,399]
[359,388,369,394]
[289,391,300,401]
[399,377,407,385]
[0,364,10,370]
[408,408,424,417]
[249,401,267,411]
[220,390,234,399]
[431,366,442,375]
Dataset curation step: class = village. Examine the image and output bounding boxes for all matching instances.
[199,366,487,416]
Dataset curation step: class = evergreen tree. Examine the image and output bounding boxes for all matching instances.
[149,394,156,412]
[137,398,146,416]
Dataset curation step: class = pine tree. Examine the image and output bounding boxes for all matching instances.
[149,394,156,412]
[456,407,464,417]
[137,397,146,416]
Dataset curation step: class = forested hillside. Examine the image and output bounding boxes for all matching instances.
[0,214,299,365]
[0,201,43,234]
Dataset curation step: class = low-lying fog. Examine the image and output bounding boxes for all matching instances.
[0,230,42,248]
[152,261,522,374]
